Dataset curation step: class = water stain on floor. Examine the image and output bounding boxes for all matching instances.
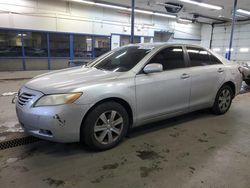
[20,147,39,160]
[198,138,208,143]
[189,166,196,174]
[169,132,180,138]
[177,152,190,159]
[102,163,119,170]
[91,175,105,184]
[43,178,66,187]
[91,173,114,184]
[136,150,163,160]
[215,130,228,135]
[206,146,216,151]
[12,165,29,172]
[140,164,163,178]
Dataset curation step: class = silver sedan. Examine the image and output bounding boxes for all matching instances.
[16,43,242,150]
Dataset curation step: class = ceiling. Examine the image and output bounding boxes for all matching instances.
[96,0,250,23]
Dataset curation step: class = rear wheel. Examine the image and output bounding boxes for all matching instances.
[81,102,129,150]
[211,85,233,115]
[245,80,250,86]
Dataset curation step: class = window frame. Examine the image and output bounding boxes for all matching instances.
[49,33,70,58]
[138,45,188,74]
[184,45,223,67]
[73,34,93,59]
[22,31,48,58]
[208,51,223,65]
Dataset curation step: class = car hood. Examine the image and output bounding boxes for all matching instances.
[25,66,122,94]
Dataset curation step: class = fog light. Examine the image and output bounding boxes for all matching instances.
[39,129,52,136]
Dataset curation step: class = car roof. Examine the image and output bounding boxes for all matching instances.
[126,42,205,49]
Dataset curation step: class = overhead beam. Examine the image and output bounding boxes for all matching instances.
[193,13,228,22]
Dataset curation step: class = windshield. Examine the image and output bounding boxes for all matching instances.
[89,46,153,72]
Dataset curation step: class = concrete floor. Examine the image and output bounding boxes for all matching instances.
[0,71,250,188]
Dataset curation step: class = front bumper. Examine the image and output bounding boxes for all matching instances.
[16,87,90,143]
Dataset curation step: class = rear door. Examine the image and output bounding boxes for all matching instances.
[185,46,226,108]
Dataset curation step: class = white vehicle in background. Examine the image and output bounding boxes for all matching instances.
[239,62,250,86]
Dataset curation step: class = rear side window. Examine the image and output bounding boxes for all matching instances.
[209,53,222,65]
[187,47,222,66]
[187,47,210,67]
[148,46,185,71]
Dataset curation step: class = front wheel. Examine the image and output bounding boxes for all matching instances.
[211,85,233,115]
[81,101,129,150]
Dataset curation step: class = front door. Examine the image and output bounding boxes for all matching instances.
[135,46,191,122]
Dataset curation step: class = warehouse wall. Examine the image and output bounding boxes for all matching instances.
[0,0,201,71]
[200,24,212,49]
[201,21,250,63]
[0,0,201,38]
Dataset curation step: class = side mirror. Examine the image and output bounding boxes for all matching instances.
[143,63,163,74]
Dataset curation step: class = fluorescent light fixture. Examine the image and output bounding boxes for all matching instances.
[172,48,183,52]
[212,48,221,52]
[199,3,222,10]
[73,0,128,10]
[187,49,199,53]
[73,0,95,5]
[178,18,192,23]
[179,0,222,10]
[73,0,176,19]
[226,48,234,52]
[17,33,27,37]
[180,0,199,5]
[239,48,249,52]
[200,51,208,55]
[96,3,129,11]
[134,9,153,15]
[154,12,176,18]
[237,9,250,15]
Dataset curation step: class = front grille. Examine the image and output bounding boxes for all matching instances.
[18,92,35,106]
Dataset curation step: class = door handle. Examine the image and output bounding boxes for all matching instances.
[181,73,190,79]
[218,68,224,73]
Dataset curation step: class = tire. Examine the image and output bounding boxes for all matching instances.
[245,80,250,86]
[211,85,233,115]
[81,101,129,150]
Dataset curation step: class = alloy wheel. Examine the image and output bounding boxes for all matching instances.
[94,111,124,145]
[218,88,231,112]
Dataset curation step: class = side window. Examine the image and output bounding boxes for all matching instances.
[187,47,211,67]
[148,46,185,71]
[208,53,222,65]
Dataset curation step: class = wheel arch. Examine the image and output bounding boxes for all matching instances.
[223,81,236,98]
[80,97,134,140]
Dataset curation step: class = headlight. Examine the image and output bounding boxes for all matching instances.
[34,92,82,107]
